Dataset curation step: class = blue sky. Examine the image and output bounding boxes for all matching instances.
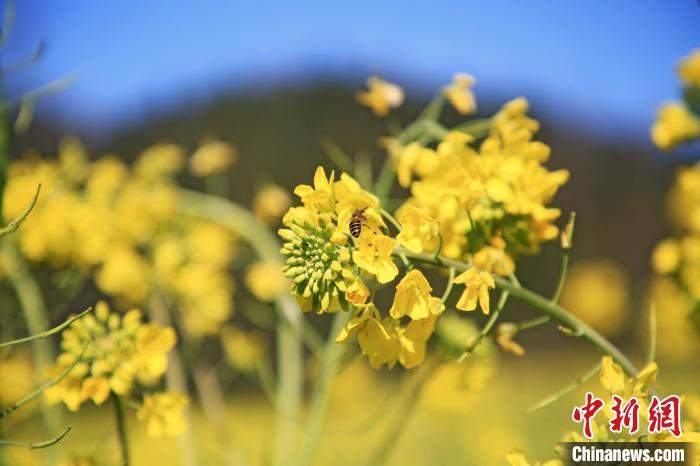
[3,0,699,141]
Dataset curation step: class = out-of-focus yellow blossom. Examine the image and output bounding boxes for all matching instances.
[252,183,292,224]
[472,246,515,276]
[45,301,176,411]
[134,143,184,180]
[424,316,496,411]
[651,238,681,274]
[505,450,562,466]
[559,259,630,337]
[444,73,476,115]
[667,163,700,233]
[392,142,441,189]
[389,269,433,319]
[453,267,495,315]
[495,323,525,356]
[244,260,289,302]
[0,350,36,421]
[646,278,700,363]
[221,326,267,371]
[2,139,238,337]
[58,458,96,466]
[137,392,189,437]
[678,49,700,88]
[189,140,238,177]
[355,76,404,117]
[650,102,700,151]
[395,205,438,253]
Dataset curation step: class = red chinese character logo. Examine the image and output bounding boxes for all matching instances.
[572,392,604,438]
[648,395,682,437]
[609,395,640,434]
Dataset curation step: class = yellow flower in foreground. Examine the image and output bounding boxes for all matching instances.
[355,76,404,117]
[651,102,700,151]
[345,278,370,306]
[245,260,289,302]
[453,267,495,315]
[444,73,476,115]
[80,376,111,405]
[599,355,625,393]
[678,49,700,88]
[506,450,562,466]
[253,184,292,224]
[389,269,433,319]
[189,140,238,177]
[352,232,398,284]
[137,392,189,437]
[560,259,629,337]
[396,205,438,254]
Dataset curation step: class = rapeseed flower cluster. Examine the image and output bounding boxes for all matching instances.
[651,49,700,151]
[44,301,188,437]
[2,138,237,336]
[281,76,568,369]
[394,97,568,264]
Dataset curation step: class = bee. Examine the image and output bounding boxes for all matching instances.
[349,207,369,238]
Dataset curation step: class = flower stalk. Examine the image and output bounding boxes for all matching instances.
[112,395,131,466]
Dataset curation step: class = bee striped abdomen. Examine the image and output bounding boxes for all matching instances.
[349,222,362,238]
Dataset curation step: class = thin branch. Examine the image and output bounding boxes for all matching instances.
[441,267,455,303]
[528,362,601,413]
[0,184,40,238]
[393,247,640,377]
[647,303,657,365]
[0,426,71,449]
[0,342,88,419]
[5,71,83,111]
[320,137,354,174]
[0,306,91,349]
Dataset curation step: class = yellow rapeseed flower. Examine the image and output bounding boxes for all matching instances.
[444,73,477,115]
[651,102,700,151]
[395,205,439,254]
[560,259,629,337]
[352,232,399,284]
[355,76,404,117]
[678,49,700,88]
[244,260,289,302]
[453,267,495,315]
[137,392,189,437]
[389,269,433,319]
[253,183,292,224]
[189,140,238,177]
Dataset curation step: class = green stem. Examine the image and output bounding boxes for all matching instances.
[458,290,509,362]
[0,183,40,239]
[112,396,130,466]
[363,356,440,466]
[647,303,657,365]
[298,311,351,466]
[551,249,570,304]
[320,137,354,174]
[1,342,87,419]
[0,426,71,449]
[178,189,304,466]
[0,307,90,349]
[0,239,63,433]
[148,293,199,466]
[393,247,640,377]
[517,315,551,331]
[441,267,455,303]
[528,362,602,413]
